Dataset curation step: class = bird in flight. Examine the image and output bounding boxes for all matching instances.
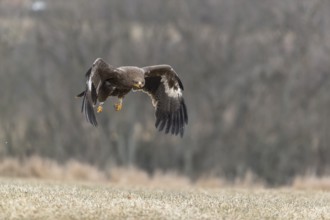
[77,58,188,136]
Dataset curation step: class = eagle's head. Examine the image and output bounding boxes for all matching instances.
[132,77,145,89]
[120,68,145,89]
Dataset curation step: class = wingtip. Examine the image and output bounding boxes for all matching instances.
[80,89,98,127]
[179,127,184,138]
[155,110,187,137]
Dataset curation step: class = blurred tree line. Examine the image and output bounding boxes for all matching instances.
[1,0,330,185]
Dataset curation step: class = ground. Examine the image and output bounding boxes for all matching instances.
[0,178,329,220]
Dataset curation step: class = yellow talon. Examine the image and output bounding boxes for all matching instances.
[114,98,123,111]
[114,103,122,111]
[97,105,103,113]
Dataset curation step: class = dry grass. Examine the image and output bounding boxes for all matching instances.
[292,176,330,191]
[1,156,330,190]
[0,178,330,220]
[0,156,107,182]
[0,156,193,188]
[0,157,330,219]
[0,156,265,188]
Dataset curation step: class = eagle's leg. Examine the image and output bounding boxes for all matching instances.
[114,98,123,111]
[97,102,104,113]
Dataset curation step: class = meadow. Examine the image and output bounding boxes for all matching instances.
[1,177,330,220]
[0,157,330,219]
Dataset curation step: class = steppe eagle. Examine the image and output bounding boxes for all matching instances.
[77,58,188,137]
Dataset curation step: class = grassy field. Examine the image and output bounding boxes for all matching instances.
[0,178,329,220]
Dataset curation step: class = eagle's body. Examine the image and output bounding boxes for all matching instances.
[77,58,188,136]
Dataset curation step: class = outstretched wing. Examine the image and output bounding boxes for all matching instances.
[76,58,115,126]
[142,65,188,137]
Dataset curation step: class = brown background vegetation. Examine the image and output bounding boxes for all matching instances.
[1,0,330,185]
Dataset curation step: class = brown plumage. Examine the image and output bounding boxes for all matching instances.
[77,58,188,137]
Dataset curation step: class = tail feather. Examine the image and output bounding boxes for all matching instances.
[76,91,85,98]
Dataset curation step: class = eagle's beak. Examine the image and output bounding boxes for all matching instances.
[133,81,144,89]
